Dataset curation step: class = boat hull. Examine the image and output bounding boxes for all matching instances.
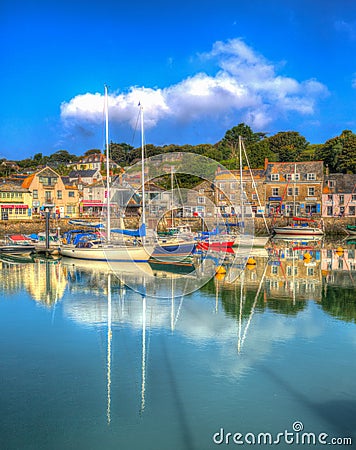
[273,226,324,236]
[60,245,150,262]
[0,245,36,255]
[151,240,196,261]
[197,241,234,251]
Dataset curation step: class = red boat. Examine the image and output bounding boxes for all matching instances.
[197,240,234,251]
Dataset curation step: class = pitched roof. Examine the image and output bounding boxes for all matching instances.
[68,169,100,178]
[21,173,35,189]
[324,173,356,193]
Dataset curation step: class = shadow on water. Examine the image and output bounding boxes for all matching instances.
[260,364,356,440]
[161,340,196,450]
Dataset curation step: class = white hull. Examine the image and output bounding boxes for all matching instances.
[273,226,324,236]
[60,244,150,262]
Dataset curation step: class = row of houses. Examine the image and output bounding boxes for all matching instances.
[1,156,356,221]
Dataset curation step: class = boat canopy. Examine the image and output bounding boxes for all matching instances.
[111,223,146,237]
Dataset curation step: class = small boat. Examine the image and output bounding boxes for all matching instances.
[151,238,196,262]
[273,217,324,236]
[0,234,36,255]
[345,224,356,235]
[196,240,234,251]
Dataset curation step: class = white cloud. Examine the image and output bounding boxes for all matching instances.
[60,38,328,136]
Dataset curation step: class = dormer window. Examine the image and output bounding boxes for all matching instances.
[328,180,335,188]
[286,173,300,181]
[307,173,316,181]
[271,174,279,181]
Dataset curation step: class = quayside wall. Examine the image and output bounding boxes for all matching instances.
[0,216,353,239]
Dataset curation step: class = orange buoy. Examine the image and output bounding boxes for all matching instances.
[246,257,256,266]
[215,266,226,275]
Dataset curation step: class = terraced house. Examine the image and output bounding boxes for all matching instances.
[322,173,356,217]
[264,160,324,217]
[0,181,32,220]
[22,167,79,218]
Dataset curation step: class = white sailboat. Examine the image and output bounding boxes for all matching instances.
[60,86,150,262]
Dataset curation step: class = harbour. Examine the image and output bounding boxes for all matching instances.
[0,237,355,449]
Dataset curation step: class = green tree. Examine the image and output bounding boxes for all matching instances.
[218,123,263,160]
[267,131,309,162]
[315,130,356,173]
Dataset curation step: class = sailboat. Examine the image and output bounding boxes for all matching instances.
[272,163,324,237]
[60,86,150,262]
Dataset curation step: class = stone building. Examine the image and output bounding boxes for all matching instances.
[264,159,324,217]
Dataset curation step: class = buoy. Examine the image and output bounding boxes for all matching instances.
[215,266,226,275]
[336,246,344,255]
[246,257,256,266]
[215,272,226,281]
[303,252,312,260]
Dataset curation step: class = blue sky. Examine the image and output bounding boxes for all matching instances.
[1,0,356,160]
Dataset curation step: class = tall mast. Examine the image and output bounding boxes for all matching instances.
[105,85,111,242]
[293,162,297,217]
[140,104,146,243]
[171,166,174,227]
[238,136,245,232]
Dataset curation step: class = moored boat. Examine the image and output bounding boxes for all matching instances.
[273,217,324,236]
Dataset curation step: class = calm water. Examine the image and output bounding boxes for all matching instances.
[1,241,356,449]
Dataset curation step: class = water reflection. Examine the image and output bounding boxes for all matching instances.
[1,239,356,449]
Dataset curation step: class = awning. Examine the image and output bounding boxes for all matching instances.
[1,204,28,209]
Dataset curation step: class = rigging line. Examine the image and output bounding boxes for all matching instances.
[237,269,244,353]
[241,138,270,234]
[239,259,269,353]
[130,109,141,148]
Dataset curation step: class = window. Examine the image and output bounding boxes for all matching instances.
[349,206,355,216]
[272,188,279,196]
[67,205,76,214]
[294,188,299,196]
[286,173,300,181]
[271,265,278,275]
[287,188,293,196]
[45,191,51,201]
[307,173,316,180]
[352,194,356,202]
[252,193,258,200]
[57,190,62,200]
[328,180,335,188]
[197,196,205,204]
[308,187,315,196]
[327,194,333,202]
[33,189,38,199]
[339,195,344,205]
[307,267,314,276]
[327,206,333,216]
[68,191,75,198]
[271,174,279,181]
[230,182,237,189]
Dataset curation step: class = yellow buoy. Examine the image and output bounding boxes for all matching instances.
[336,246,344,255]
[215,266,226,275]
[303,252,312,260]
[246,257,256,266]
[215,272,226,281]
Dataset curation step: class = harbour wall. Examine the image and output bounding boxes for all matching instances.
[0,216,353,239]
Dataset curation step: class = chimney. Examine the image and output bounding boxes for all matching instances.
[264,157,269,170]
